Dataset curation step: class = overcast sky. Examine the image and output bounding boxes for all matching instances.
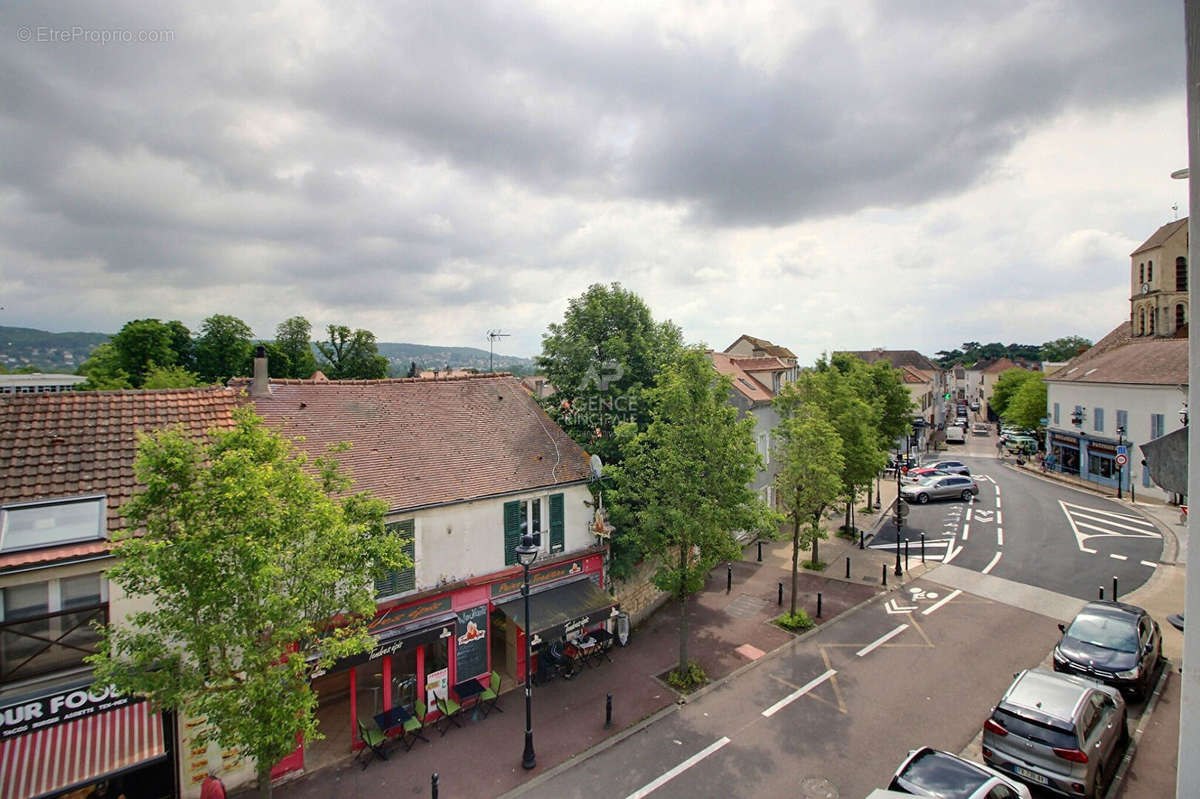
[0,1,1187,364]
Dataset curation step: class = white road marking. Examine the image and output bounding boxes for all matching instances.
[760,669,837,717]
[624,737,732,799]
[966,506,973,522]
[1110,553,1128,561]
[1061,502,1154,524]
[962,524,970,541]
[1082,547,1097,554]
[996,510,1003,525]
[997,527,1004,546]
[944,544,963,564]
[982,552,1002,574]
[1141,560,1158,568]
[857,624,908,657]
[922,589,963,616]
[1072,513,1161,536]
[996,497,1002,510]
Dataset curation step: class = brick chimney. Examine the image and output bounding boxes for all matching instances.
[251,345,270,397]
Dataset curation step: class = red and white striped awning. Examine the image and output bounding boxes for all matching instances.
[0,701,165,799]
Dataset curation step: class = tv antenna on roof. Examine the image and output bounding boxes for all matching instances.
[487,330,509,373]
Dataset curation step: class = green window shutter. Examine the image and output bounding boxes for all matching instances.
[504,500,522,566]
[549,493,565,554]
[375,520,416,598]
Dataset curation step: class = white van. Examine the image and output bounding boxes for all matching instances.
[945,425,965,443]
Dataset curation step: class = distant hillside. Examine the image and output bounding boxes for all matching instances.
[0,325,536,376]
[0,326,110,372]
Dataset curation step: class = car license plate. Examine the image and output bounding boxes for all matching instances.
[1014,766,1049,785]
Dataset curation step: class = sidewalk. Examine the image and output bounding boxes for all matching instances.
[265,485,912,799]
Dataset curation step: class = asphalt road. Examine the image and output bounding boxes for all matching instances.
[870,453,1164,601]
[515,577,1062,799]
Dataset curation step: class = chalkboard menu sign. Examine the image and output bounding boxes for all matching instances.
[455,605,489,680]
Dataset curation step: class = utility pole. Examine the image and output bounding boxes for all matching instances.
[487,330,510,373]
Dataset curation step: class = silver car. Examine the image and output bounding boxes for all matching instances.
[888,747,1031,798]
[982,668,1127,799]
[899,475,979,504]
[926,460,971,475]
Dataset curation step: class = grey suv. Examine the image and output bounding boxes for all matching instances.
[982,669,1127,798]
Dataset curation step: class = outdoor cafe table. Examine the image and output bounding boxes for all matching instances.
[374,705,413,737]
[454,679,487,720]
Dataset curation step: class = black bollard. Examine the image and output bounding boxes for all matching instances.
[1113,576,1118,602]
[845,556,851,579]
[882,563,887,586]
[605,692,612,729]
[726,564,732,594]
[817,592,822,618]
[859,529,864,550]
[778,581,783,606]
[757,540,762,562]
[905,539,909,570]
[921,533,926,563]
[432,772,439,799]
[1099,586,1105,600]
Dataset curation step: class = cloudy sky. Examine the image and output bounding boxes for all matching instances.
[0,1,1188,364]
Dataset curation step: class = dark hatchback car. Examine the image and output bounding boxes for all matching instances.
[1053,601,1162,700]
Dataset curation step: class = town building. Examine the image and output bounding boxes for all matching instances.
[1129,217,1188,339]
[0,373,87,394]
[837,349,948,449]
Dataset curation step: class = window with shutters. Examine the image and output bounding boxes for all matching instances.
[503,500,522,566]
[375,519,416,599]
[549,493,565,554]
[1093,407,1104,432]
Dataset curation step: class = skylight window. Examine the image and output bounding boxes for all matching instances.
[0,495,107,553]
[1084,368,1098,376]
[1065,367,1078,375]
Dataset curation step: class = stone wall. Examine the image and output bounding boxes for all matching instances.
[611,556,671,628]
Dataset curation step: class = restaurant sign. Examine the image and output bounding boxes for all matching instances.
[369,595,453,633]
[491,560,584,598]
[1,682,132,739]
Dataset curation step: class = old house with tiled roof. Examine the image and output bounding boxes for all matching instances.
[0,386,242,798]
[724,334,797,365]
[234,356,614,777]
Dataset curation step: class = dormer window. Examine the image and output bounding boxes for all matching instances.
[0,495,106,553]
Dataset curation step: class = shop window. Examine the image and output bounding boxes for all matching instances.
[549,493,565,553]
[1088,453,1114,479]
[374,519,416,599]
[1177,304,1186,328]
[1,572,106,683]
[1094,408,1104,432]
[1,496,106,553]
[1178,257,1189,291]
[424,636,449,707]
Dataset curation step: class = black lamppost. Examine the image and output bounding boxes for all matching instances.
[516,533,539,770]
[894,455,904,577]
[1116,425,1126,500]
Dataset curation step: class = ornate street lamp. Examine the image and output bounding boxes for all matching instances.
[1116,425,1127,500]
[516,533,539,770]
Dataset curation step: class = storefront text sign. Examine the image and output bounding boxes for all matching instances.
[369,595,453,633]
[491,560,584,598]
[0,683,132,739]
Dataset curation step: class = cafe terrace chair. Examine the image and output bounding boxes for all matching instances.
[479,671,503,717]
[402,701,431,750]
[356,719,389,769]
[436,695,463,735]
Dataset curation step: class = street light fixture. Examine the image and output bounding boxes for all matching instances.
[1116,425,1126,500]
[894,454,904,577]
[516,533,539,770]
[1181,403,1190,427]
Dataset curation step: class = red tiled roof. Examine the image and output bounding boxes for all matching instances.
[0,387,241,570]
[1131,217,1187,256]
[709,351,773,405]
[730,356,788,373]
[241,374,591,511]
[724,335,797,360]
[837,349,939,373]
[1047,336,1188,386]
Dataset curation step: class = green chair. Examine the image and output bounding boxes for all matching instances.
[401,701,431,750]
[436,695,462,735]
[479,671,504,718]
[356,719,388,768]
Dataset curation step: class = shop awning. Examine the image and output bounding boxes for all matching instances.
[316,611,459,675]
[496,578,618,642]
[0,700,165,799]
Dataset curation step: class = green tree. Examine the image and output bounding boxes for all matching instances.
[989,368,1038,420]
[76,342,133,390]
[315,325,389,379]
[614,348,774,681]
[195,314,254,384]
[142,364,202,389]
[1041,336,1092,362]
[536,282,683,465]
[88,408,408,799]
[1005,374,1048,430]
[275,316,318,379]
[774,409,843,614]
[110,319,192,387]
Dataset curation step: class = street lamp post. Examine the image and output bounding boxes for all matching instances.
[894,455,904,577]
[516,534,539,770]
[1116,425,1126,500]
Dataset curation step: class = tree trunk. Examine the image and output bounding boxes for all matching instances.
[843,495,851,532]
[678,545,688,673]
[867,482,873,509]
[257,763,273,799]
[811,521,820,567]
[790,513,800,616]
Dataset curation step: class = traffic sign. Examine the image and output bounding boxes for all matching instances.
[1115,453,1128,466]
[1040,417,1048,426]
[1117,445,1127,456]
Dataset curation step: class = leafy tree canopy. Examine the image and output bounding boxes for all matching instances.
[109,319,193,387]
[1040,336,1092,362]
[1005,374,1048,430]
[274,316,318,379]
[933,341,1042,369]
[612,348,774,674]
[89,409,408,799]
[142,364,202,389]
[195,314,254,384]
[990,367,1040,421]
[76,342,133,390]
[536,282,683,465]
[315,325,389,380]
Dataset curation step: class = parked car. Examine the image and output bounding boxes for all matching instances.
[926,460,971,475]
[982,669,1127,799]
[902,467,952,485]
[1003,435,1038,454]
[946,425,966,443]
[900,475,979,503]
[888,747,1031,799]
[1053,601,1162,700]
[972,422,990,436]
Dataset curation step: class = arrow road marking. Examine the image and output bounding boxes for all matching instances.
[624,737,732,799]
[973,510,994,522]
[885,599,918,614]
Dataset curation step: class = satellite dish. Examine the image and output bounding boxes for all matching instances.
[590,454,604,480]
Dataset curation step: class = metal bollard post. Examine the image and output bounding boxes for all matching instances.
[905,539,909,571]
[726,564,732,593]
[817,592,822,618]
[1113,576,1118,602]
[882,563,887,586]
[432,772,439,799]
[1099,587,1105,600]
[605,692,612,729]
[757,540,762,562]
[845,556,851,579]
[778,581,783,606]
[859,529,864,550]
[921,533,926,563]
